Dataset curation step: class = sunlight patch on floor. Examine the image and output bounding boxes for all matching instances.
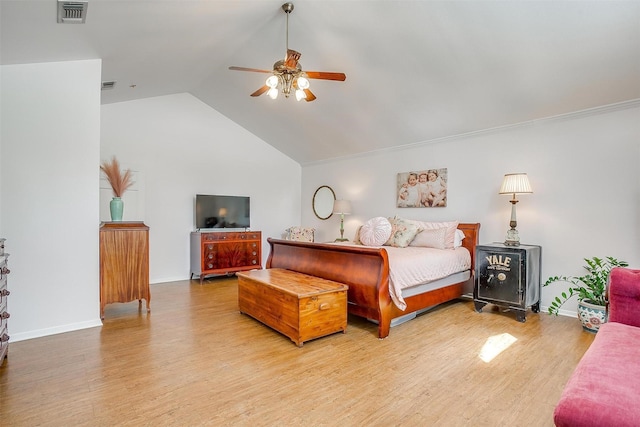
[479,333,518,363]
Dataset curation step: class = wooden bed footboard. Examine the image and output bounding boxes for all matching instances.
[266,223,480,339]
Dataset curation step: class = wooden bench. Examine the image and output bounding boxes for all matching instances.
[236,268,348,347]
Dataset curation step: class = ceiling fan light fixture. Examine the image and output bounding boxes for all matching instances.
[228,2,346,102]
[296,76,309,90]
[267,87,279,99]
[266,75,279,88]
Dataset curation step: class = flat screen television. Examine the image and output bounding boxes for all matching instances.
[195,194,250,230]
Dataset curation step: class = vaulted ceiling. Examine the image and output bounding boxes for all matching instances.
[2,1,639,164]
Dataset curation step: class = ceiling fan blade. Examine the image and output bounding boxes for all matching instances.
[303,89,316,102]
[229,66,272,74]
[305,71,346,81]
[285,49,301,69]
[250,85,269,97]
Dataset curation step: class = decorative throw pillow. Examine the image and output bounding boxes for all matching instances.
[286,227,315,242]
[353,225,363,245]
[454,229,465,248]
[359,217,393,246]
[409,226,448,249]
[385,217,422,248]
[407,220,459,249]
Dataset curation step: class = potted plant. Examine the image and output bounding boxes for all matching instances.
[100,156,134,221]
[544,256,628,333]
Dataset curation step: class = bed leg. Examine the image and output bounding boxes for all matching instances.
[378,318,391,339]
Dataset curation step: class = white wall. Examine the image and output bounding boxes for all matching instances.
[0,60,103,340]
[101,93,301,283]
[302,104,640,316]
[1,69,300,341]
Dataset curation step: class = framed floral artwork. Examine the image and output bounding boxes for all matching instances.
[397,168,448,208]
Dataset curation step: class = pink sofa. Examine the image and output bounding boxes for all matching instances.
[554,267,640,427]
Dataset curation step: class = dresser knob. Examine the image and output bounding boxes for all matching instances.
[0,312,9,319]
[252,251,257,256]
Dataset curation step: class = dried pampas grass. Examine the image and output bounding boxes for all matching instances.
[100,156,134,197]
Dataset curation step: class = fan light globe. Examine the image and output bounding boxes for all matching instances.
[295,89,306,101]
[267,87,279,99]
[266,75,279,88]
[297,76,309,90]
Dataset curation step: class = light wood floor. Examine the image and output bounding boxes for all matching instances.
[1,277,594,426]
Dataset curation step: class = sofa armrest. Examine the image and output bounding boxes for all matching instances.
[607,267,640,327]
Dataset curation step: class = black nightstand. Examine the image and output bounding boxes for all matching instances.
[474,243,541,322]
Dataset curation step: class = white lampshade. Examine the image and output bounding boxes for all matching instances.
[267,87,278,99]
[332,200,352,215]
[266,75,279,88]
[296,76,310,90]
[218,208,227,217]
[499,173,533,195]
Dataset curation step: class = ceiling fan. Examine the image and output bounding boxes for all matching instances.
[228,2,346,102]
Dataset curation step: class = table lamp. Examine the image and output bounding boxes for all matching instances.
[332,200,352,242]
[499,173,532,246]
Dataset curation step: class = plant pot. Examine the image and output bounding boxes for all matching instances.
[577,300,607,333]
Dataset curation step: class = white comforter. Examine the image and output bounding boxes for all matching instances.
[384,246,471,310]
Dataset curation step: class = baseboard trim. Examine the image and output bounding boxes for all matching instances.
[9,318,103,343]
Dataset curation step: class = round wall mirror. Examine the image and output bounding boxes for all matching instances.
[312,185,336,220]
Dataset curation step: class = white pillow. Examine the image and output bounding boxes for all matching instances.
[359,217,393,246]
[410,227,448,249]
[407,220,459,249]
[454,229,465,248]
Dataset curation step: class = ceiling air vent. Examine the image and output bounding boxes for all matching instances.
[57,1,88,24]
[101,81,116,91]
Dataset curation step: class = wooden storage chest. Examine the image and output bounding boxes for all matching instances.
[237,268,348,347]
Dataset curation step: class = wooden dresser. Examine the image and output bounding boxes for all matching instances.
[0,238,10,364]
[99,222,150,319]
[190,231,261,283]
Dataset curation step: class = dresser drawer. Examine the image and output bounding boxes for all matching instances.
[202,232,260,242]
[0,299,8,332]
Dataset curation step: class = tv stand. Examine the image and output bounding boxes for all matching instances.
[190,231,261,284]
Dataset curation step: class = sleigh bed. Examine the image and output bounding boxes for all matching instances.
[266,222,480,338]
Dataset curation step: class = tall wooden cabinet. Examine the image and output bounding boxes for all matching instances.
[190,231,262,283]
[0,238,10,364]
[100,222,150,319]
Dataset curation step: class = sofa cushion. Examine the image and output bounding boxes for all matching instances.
[608,267,640,327]
[553,321,640,427]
